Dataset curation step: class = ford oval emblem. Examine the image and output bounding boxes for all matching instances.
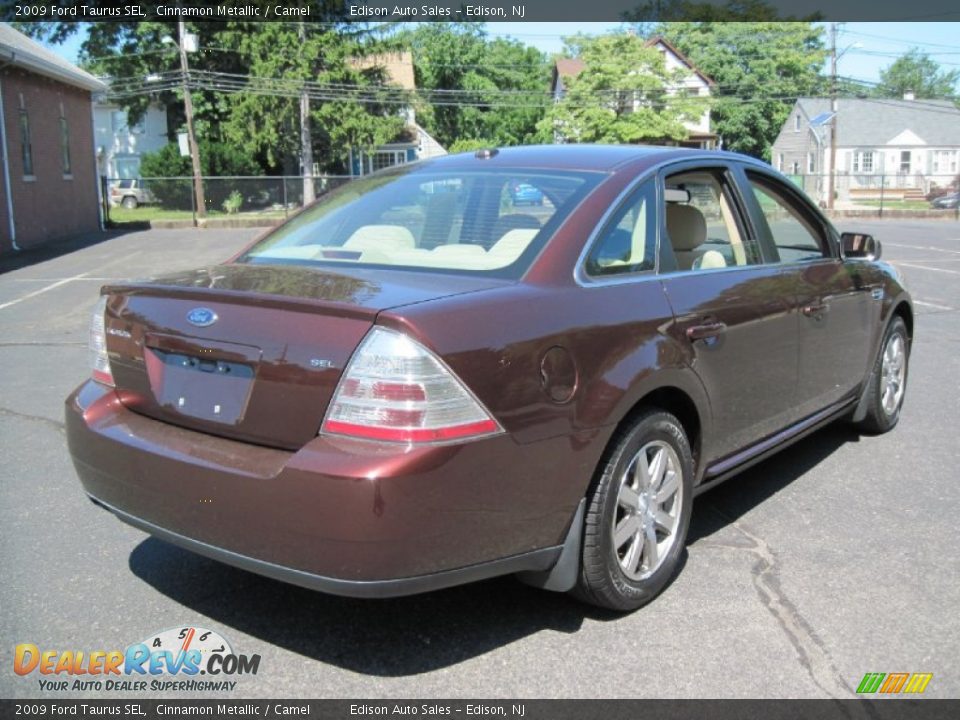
[186,307,218,327]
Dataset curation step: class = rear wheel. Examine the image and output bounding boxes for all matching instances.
[121,195,138,210]
[855,316,910,434]
[574,410,694,611]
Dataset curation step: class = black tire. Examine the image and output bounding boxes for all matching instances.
[121,195,138,210]
[573,409,694,611]
[855,316,910,434]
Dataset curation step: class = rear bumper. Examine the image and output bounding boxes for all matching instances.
[66,382,596,595]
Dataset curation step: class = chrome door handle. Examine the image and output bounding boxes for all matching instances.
[686,322,727,341]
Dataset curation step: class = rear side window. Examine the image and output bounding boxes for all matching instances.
[746,173,828,263]
[584,178,657,277]
[662,170,761,271]
[241,168,600,278]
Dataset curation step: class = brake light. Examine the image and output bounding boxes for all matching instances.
[89,295,114,386]
[321,327,502,443]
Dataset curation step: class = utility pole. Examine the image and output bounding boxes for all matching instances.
[828,22,838,211]
[299,21,315,206]
[179,20,206,220]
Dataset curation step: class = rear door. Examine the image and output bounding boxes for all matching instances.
[656,162,801,462]
[738,168,875,419]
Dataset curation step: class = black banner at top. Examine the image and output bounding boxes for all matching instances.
[2,0,959,23]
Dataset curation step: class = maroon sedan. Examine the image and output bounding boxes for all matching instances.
[66,146,912,611]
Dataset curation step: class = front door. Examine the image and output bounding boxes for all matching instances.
[741,170,875,419]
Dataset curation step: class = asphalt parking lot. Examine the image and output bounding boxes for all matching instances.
[1,220,958,699]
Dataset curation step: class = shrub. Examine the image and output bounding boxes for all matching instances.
[139,141,261,211]
[222,190,243,214]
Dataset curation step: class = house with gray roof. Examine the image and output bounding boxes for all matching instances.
[771,97,960,206]
[0,23,107,251]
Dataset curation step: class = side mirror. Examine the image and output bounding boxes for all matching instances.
[841,232,881,260]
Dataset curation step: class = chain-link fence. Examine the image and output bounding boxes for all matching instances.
[101,175,354,225]
[783,172,960,218]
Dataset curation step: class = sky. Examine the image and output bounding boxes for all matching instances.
[42,21,960,89]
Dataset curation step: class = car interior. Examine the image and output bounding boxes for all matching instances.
[254,173,574,272]
[663,171,759,271]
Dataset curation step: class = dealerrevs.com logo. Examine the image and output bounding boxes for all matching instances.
[14,626,261,693]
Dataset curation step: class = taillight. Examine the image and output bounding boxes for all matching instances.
[321,327,502,443]
[89,295,114,386]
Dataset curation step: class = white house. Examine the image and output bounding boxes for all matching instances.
[771,97,960,204]
[92,100,169,180]
[550,36,716,149]
[347,51,446,176]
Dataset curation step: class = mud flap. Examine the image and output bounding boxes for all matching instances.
[516,498,585,592]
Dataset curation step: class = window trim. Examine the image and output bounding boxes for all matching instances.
[656,164,762,276]
[581,177,659,281]
[574,173,662,287]
[59,114,71,176]
[19,107,33,178]
[739,167,838,265]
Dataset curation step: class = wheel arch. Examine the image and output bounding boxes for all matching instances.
[591,380,709,494]
[892,299,913,341]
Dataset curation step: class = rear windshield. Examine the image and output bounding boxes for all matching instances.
[239,165,602,278]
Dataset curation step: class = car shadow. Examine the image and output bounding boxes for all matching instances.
[688,424,861,543]
[127,423,860,677]
[128,538,615,676]
[0,228,143,275]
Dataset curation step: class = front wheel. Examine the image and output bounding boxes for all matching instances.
[855,316,910,434]
[574,410,694,611]
[121,195,138,210]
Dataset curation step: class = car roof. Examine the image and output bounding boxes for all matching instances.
[414,144,728,174]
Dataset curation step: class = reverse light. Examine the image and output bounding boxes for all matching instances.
[321,327,502,443]
[89,295,114,386]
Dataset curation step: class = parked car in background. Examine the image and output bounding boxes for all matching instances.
[509,181,544,206]
[931,192,959,209]
[67,145,912,612]
[110,179,155,209]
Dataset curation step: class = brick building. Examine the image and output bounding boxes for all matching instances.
[0,24,106,252]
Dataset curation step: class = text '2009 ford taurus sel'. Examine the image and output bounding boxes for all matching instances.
[66,146,912,611]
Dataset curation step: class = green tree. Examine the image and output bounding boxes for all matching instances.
[538,33,706,144]
[654,22,826,159]
[400,24,548,149]
[19,6,407,174]
[876,49,960,100]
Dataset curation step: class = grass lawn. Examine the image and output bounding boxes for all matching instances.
[108,206,290,223]
[858,200,936,211]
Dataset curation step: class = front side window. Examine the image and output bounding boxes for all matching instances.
[241,167,601,278]
[747,173,827,263]
[584,178,656,277]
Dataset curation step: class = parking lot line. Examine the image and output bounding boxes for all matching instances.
[894,262,960,276]
[0,252,141,311]
[0,274,90,310]
[884,242,960,255]
[914,300,954,311]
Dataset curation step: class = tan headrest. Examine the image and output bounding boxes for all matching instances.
[666,205,707,251]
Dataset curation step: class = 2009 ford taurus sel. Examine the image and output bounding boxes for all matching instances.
[66,146,912,611]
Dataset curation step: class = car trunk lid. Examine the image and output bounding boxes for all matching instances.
[101,264,506,449]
